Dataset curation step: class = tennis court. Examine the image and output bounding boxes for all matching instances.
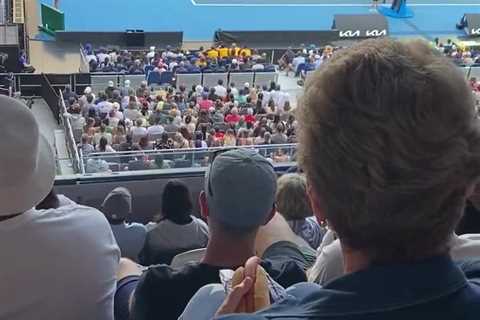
[42,0,480,40]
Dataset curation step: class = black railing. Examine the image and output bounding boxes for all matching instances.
[40,73,60,123]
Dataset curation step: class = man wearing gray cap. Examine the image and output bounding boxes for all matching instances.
[102,187,146,262]
[115,149,307,320]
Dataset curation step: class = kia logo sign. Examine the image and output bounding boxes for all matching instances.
[339,30,360,37]
[366,29,387,37]
[471,28,480,35]
[339,29,387,38]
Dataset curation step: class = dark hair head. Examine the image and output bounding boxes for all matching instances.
[99,136,108,152]
[161,180,194,223]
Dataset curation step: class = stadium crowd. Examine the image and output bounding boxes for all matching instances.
[83,43,275,75]
[434,38,480,66]
[63,74,295,173]
[2,38,480,320]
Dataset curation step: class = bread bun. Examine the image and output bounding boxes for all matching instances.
[231,265,270,313]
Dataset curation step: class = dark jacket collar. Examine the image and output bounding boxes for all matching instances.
[266,256,468,318]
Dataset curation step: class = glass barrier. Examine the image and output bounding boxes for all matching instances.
[59,91,83,174]
[80,144,297,175]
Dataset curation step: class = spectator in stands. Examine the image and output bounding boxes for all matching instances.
[82,93,95,117]
[0,96,119,319]
[138,136,152,150]
[199,92,214,111]
[147,117,165,139]
[146,46,156,61]
[101,57,115,72]
[96,136,116,153]
[132,118,147,141]
[18,50,35,73]
[214,79,227,98]
[173,131,190,149]
[192,39,480,320]
[193,131,208,148]
[96,48,109,65]
[229,82,239,99]
[80,133,95,155]
[101,187,146,262]
[252,58,265,71]
[276,173,324,249]
[223,128,237,146]
[93,124,113,146]
[136,81,150,98]
[155,132,174,150]
[111,125,126,146]
[105,80,117,99]
[97,92,113,118]
[139,179,209,262]
[124,96,142,121]
[271,123,288,144]
[117,149,307,320]
[68,103,86,133]
[225,107,241,124]
[129,59,144,74]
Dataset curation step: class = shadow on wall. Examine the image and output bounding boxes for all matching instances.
[29,40,81,73]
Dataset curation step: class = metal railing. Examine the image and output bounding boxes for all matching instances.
[59,90,82,173]
[79,43,90,73]
[81,143,297,175]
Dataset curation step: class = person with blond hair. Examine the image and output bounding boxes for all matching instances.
[276,173,325,249]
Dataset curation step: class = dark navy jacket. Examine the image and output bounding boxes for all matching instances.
[219,256,480,320]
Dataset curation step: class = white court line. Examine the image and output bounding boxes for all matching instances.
[190,0,480,6]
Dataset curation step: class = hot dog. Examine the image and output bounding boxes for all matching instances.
[231,265,270,313]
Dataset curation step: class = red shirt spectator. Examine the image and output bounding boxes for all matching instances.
[245,114,256,124]
[225,113,241,124]
[199,99,213,111]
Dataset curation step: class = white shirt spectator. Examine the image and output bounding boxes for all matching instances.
[252,63,265,71]
[169,61,178,71]
[95,144,116,153]
[97,101,113,115]
[308,231,480,286]
[214,84,227,98]
[0,200,120,320]
[146,47,156,60]
[124,109,142,121]
[292,55,306,72]
[230,87,239,99]
[70,114,86,131]
[262,90,271,107]
[271,90,282,106]
[147,124,165,136]
[132,126,147,138]
[277,92,290,112]
[111,110,124,120]
[97,52,109,64]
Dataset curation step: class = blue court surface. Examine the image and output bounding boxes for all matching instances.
[42,0,480,40]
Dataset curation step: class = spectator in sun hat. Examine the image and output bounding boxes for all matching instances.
[115,149,307,320]
[102,187,146,262]
[0,95,119,319]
